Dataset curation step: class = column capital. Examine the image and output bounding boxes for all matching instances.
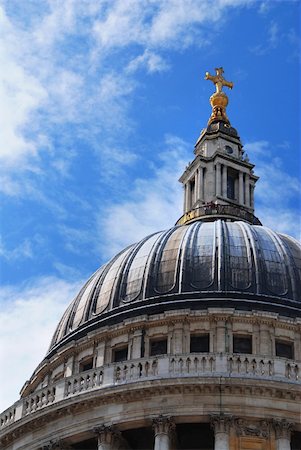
[94,425,120,444]
[152,415,175,436]
[210,414,233,434]
[272,419,294,440]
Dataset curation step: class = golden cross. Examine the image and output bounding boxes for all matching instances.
[205,67,233,94]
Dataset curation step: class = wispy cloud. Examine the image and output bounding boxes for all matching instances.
[250,20,280,55]
[127,50,170,74]
[99,134,191,257]
[0,0,253,172]
[245,140,301,239]
[0,276,82,411]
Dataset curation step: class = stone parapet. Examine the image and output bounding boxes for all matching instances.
[1,353,300,432]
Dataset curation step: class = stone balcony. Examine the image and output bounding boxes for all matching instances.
[1,353,299,431]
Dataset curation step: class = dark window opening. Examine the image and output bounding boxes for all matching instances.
[150,339,167,356]
[79,358,93,372]
[227,175,235,199]
[52,371,64,382]
[113,347,128,363]
[276,341,294,359]
[233,335,252,354]
[190,334,209,353]
[291,431,301,450]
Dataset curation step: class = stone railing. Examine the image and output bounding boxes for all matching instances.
[1,354,299,429]
[65,367,103,396]
[23,386,56,415]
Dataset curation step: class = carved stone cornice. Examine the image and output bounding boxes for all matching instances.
[234,418,271,439]
[272,419,294,439]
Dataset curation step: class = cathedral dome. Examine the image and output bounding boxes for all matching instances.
[49,220,301,354]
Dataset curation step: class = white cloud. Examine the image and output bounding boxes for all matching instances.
[0,238,33,261]
[250,20,280,55]
[245,140,301,241]
[99,134,190,257]
[0,0,254,174]
[257,207,301,241]
[0,276,82,412]
[127,50,170,74]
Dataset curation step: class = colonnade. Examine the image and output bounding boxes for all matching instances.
[184,163,254,213]
[184,167,204,212]
[42,416,294,450]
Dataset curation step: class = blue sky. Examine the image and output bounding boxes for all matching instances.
[0,0,300,411]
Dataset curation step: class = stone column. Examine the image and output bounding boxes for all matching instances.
[153,416,175,450]
[195,170,199,204]
[239,171,244,205]
[250,184,254,209]
[187,181,192,211]
[245,173,250,207]
[222,165,227,198]
[199,167,204,201]
[185,182,190,212]
[273,419,293,450]
[210,415,232,450]
[94,425,119,450]
[216,163,222,197]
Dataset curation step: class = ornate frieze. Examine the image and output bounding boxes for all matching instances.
[234,418,271,439]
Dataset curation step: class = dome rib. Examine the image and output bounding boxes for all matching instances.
[49,221,301,352]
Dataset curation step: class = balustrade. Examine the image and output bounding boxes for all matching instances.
[114,358,158,383]
[0,407,15,428]
[0,354,300,429]
[228,355,274,377]
[170,354,216,375]
[23,386,56,416]
[65,367,103,396]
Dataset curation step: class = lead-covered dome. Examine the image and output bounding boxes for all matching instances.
[50,220,301,353]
